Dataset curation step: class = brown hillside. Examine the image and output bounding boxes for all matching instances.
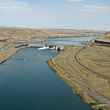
[105,32,110,39]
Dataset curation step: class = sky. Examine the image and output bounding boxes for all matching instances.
[0,0,110,30]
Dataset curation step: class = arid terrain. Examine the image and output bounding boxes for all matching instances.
[105,32,110,39]
[49,33,110,110]
[0,27,100,63]
[1,27,109,110]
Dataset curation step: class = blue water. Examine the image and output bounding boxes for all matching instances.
[47,36,96,46]
[0,38,93,110]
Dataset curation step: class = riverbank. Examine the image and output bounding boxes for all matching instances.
[0,47,17,63]
[0,27,102,64]
[0,46,26,64]
[0,47,93,110]
[48,46,110,110]
[48,59,96,109]
[48,47,96,110]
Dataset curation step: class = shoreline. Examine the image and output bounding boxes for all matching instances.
[48,58,96,110]
[0,46,26,64]
[0,35,109,110]
[0,45,105,110]
[0,47,17,64]
[48,45,110,110]
[0,44,95,109]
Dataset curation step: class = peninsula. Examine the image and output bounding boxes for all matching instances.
[49,33,110,110]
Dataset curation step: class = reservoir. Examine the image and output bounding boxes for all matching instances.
[0,37,93,110]
[47,36,95,46]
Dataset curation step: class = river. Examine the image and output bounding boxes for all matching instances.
[47,36,95,46]
[0,37,93,110]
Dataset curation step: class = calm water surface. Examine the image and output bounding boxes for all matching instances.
[0,37,93,110]
[47,36,96,46]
